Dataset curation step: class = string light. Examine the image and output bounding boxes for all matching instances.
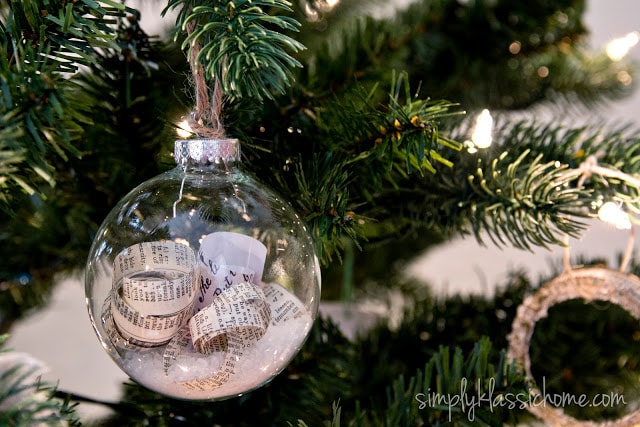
[465,109,493,153]
[559,155,640,230]
[176,119,193,138]
[598,201,632,230]
[606,31,639,61]
[304,0,340,21]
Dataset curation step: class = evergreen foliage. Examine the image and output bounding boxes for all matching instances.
[0,0,128,211]
[164,0,306,100]
[0,335,81,426]
[1,0,640,425]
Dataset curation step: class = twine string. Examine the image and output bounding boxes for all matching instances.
[561,154,638,274]
[572,154,640,189]
[185,17,225,138]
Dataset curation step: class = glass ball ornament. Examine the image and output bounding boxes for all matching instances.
[85,138,321,400]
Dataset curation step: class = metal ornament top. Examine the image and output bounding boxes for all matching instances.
[175,139,240,166]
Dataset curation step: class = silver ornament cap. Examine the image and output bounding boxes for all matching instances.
[174,139,240,166]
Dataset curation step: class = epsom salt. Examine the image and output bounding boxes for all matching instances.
[121,311,312,400]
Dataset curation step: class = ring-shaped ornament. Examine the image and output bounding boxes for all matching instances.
[507,267,640,426]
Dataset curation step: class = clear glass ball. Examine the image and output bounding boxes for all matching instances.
[85,139,321,400]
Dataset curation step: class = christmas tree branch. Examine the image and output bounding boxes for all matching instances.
[295,0,635,111]
[350,337,529,426]
[462,149,591,250]
[4,0,126,73]
[440,121,640,249]
[0,10,179,330]
[275,117,640,256]
[0,0,127,212]
[254,72,463,261]
[0,335,81,426]
[164,0,305,101]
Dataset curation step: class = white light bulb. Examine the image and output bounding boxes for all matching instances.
[606,31,639,61]
[176,119,193,138]
[470,109,493,149]
[598,201,632,230]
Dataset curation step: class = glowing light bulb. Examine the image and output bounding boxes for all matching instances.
[470,109,493,149]
[606,31,639,61]
[598,201,632,230]
[176,119,193,138]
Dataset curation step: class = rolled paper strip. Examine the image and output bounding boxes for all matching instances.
[110,286,195,346]
[507,267,640,427]
[105,241,198,348]
[114,241,198,315]
[263,282,305,324]
[113,241,197,281]
[196,265,256,312]
[196,232,267,311]
[101,295,156,351]
[161,282,271,392]
[120,269,197,316]
[162,326,197,375]
[189,282,270,355]
[174,139,240,166]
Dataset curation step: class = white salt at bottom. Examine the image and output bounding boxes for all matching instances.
[120,312,313,400]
